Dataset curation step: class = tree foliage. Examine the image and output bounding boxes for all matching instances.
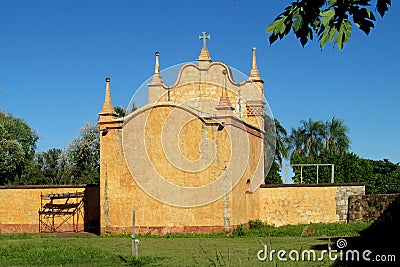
[264,116,288,184]
[267,0,392,50]
[26,148,63,185]
[291,151,371,184]
[325,116,350,153]
[265,161,284,184]
[18,122,100,185]
[62,122,100,184]
[114,104,138,118]
[291,152,400,194]
[6,104,142,185]
[367,158,400,194]
[0,111,39,185]
[114,106,128,118]
[285,117,350,159]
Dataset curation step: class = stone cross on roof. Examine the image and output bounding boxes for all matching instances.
[199,32,210,47]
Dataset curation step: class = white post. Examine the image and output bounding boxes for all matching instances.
[285,164,289,184]
[316,165,319,184]
[331,164,335,183]
[132,210,139,259]
[300,165,303,184]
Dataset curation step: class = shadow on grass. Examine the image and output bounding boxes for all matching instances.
[118,255,168,266]
[312,194,400,266]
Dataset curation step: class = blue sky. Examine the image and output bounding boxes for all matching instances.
[1,0,399,164]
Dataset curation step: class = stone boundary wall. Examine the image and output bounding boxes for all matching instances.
[348,193,400,222]
[335,185,365,222]
[255,183,365,226]
[0,184,99,234]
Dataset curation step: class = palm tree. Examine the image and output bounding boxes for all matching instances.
[264,116,288,167]
[273,118,288,167]
[264,116,288,184]
[301,119,325,159]
[286,118,325,159]
[325,117,350,153]
[285,127,306,158]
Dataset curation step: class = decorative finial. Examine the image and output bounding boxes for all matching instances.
[252,47,257,69]
[105,77,111,103]
[249,46,262,82]
[150,51,163,83]
[199,32,210,47]
[99,77,117,116]
[154,52,160,74]
[218,69,232,106]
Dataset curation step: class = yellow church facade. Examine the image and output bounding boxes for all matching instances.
[98,35,266,234]
[96,35,365,234]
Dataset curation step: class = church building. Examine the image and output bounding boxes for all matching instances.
[98,33,266,234]
[0,34,366,235]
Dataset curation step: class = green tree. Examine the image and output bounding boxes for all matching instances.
[64,104,138,184]
[264,116,288,184]
[0,111,39,185]
[291,151,372,184]
[367,158,400,194]
[324,116,350,153]
[285,127,306,157]
[114,106,127,118]
[265,161,284,184]
[29,115,135,185]
[114,104,138,118]
[34,149,63,184]
[22,152,45,185]
[0,138,24,185]
[286,118,325,159]
[301,118,326,159]
[291,151,400,194]
[273,118,288,167]
[286,117,350,159]
[22,148,63,185]
[267,0,392,50]
[63,122,100,184]
[42,148,63,183]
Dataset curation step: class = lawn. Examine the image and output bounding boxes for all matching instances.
[0,222,371,266]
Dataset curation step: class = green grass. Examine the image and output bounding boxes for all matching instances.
[236,221,372,237]
[0,222,371,266]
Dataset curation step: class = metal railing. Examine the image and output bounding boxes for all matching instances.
[284,163,335,184]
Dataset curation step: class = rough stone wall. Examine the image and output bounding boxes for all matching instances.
[335,185,365,222]
[253,183,365,226]
[348,193,400,222]
[0,185,93,234]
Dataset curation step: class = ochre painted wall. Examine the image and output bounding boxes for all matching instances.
[253,184,365,226]
[0,186,87,233]
[99,104,264,234]
[99,58,265,234]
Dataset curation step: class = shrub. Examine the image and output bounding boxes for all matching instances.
[248,219,265,229]
[232,224,247,236]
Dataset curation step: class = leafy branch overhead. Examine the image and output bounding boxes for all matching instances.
[267,0,392,50]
